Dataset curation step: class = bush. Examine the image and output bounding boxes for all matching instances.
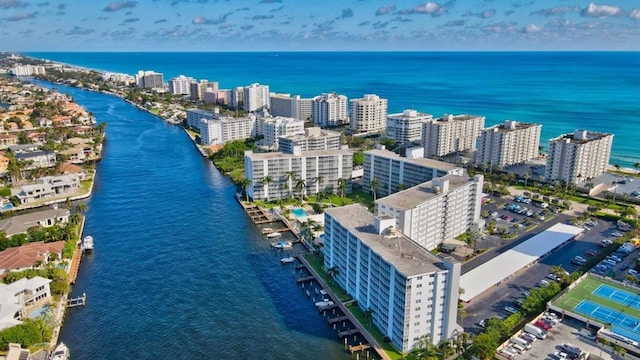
[0,319,52,351]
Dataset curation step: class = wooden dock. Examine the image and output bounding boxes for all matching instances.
[261,227,291,234]
[328,315,349,325]
[67,293,87,308]
[349,344,371,353]
[338,329,361,338]
[296,275,316,284]
[68,243,82,284]
[317,303,339,312]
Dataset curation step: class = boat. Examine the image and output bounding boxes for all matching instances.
[280,256,296,264]
[261,227,274,234]
[82,235,94,252]
[50,342,69,360]
[272,240,292,250]
[315,299,335,307]
[266,232,282,238]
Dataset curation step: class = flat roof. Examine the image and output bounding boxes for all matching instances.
[459,223,583,302]
[246,148,352,160]
[325,204,455,276]
[376,174,474,210]
[365,149,461,172]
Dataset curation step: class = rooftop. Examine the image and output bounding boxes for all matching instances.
[486,120,541,132]
[326,204,455,276]
[433,114,484,123]
[365,148,461,172]
[551,130,613,144]
[0,208,69,237]
[376,174,477,210]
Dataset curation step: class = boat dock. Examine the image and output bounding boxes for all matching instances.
[328,315,349,325]
[67,293,87,308]
[68,242,82,284]
[349,344,371,354]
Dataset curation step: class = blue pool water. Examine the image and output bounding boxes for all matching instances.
[28,305,50,319]
[291,208,309,219]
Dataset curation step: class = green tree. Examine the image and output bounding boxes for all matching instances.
[467,332,497,360]
[353,151,364,166]
[337,178,347,199]
[370,177,380,201]
[294,178,306,200]
[312,175,324,195]
[284,171,297,198]
[437,340,454,360]
[262,175,273,202]
[239,177,252,202]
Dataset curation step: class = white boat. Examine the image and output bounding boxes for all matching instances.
[82,235,94,252]
[280,256,296,264]
[315,299,335,307]
[272,240,292,250]
[50,342,69,360]
[266,232,282,238]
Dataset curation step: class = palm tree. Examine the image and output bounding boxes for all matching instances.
[262,175,273,202]
[75,202,88,214]
[239,177,252,202]
[363,308,375,329]
[313,175,324,195]
[550,265,571,285]
[613,344,626,360]
[325,187,334,207]
[437,340,454,360]
[301,217,317,241]
[370,177,380,201]
[455,332,470,355]
[458,308,468,327]
[284,171,297,198]
[523,171,531,188]
[337,178,347,199]
[294,178,306,201]
[634,162,640,175]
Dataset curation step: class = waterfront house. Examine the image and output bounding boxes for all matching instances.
[59,163,87,180]
[0,241,65,273]
[0,208,70,237]
[0,133,18,149]
[0,276,52,330]
[14,174,81,205]
[59,145,86,164]
[8,144,56,170]
[26,131,46,144]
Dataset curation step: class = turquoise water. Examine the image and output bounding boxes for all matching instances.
[28,305,50,319]
[291,208,309,219]
[25,52,640,167]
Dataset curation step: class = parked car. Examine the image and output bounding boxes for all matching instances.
[585,249,597,257]
[612,231,623,237]
[504,306,519,314]
[534,320,552,331]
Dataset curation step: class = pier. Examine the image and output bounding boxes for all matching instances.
[339,329,361,338]
[67,293,87,308]
[328,315,349,325]
[68,242,82,284]
[296,275,315,284]
[349,344,371,354]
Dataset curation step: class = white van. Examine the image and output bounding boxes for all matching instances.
[511,336,532,349]
[499,348,517,359]
[511,343,526,354]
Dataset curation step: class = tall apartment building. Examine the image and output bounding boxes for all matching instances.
[257,116,305,150]
[323,204,460,352]
[350,94,388,134]
[190,80,217,101]
[363,148,465,197]
[270,93,298,119]
[311,93,348,127]
[243,83,270,112]
[376,174,483,250]
[230,86,244,109]
[11,65,46,76]
[298,98,313,122]
[278,127,341,154]
[387,109,433,144]
[135,70,164,89]
[422,114,485,157]
[545,130,613,184]
[186,109,215,130]
[168,75,195,95]
[475,120,542,168]
[244,149,353,201]
[199,116,257,146]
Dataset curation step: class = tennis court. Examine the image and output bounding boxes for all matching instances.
[593,284,640,311]
[574,300,640,342]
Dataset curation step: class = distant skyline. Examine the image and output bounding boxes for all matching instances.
[0,0,638,51]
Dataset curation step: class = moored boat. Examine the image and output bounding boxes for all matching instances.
[280,256,295,264]
[50,342,69,360]
[82,235,94,252]
[315,299,334,307]
[266,232,282,238]
[272,240,292,250]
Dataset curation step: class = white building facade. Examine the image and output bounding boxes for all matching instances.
[376,174,484,250]
[135,70,164,89]
[244,149,353,201]
[387,110,433,144]
[278,127,341,154]
[350,94,388,134]
[545,130,613,184]
[258,116,305,150]
[422,114,485,157]
[243,83,270,112]
[323,205,460,352]
[168,75,195,95]
[475,120,542,168]
[312,93,349,127]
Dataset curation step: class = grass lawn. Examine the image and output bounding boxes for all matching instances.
[554,276,640,320]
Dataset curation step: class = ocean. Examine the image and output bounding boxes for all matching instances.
[26,51,640,167]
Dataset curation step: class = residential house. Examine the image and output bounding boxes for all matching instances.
[0,276,52,330]
[0,133,18,150]
[0,208,70,237]
[14,175,81,205]
[0,242,65,273]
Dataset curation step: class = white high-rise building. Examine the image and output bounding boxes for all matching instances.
[270,93,298,119]
[199,116,258,146]
[422,114,485,157]
[387,109,433,144]
[476,120,542,168]
[311,93,348,127]
[186,109,215,130]
[545,130,613,184]
[168,75,195,95]
[135,70,164,89]
[363,147,465,197]
[230,86,244,109]
[244,149,353,201]
[190,80,217,101]
[298,98,313,122]
[376,174,484,250]
[11,65,46,76]
[278,127,341,154]
[350,94,388,134]
[323,204,461,353]
[243,83,270,112]
[257,116,305,150]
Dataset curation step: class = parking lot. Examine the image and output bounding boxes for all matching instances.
[463,218,622,333]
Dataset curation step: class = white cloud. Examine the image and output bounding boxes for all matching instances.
[580,3,622,18]
[523,24,542,33]
[629,9,640,20]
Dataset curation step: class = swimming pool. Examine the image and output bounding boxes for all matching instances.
[291,208,309,219]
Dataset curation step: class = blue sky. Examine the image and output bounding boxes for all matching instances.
[0,0,638,51]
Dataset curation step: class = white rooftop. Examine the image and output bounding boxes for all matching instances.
[459,223,583,302]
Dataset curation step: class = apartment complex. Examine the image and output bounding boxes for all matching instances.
[199,116,257,146]
[422,114,485,157]
[185,109,215,130]
[387,109,433,144]
[545,130,613,184]
[134,70,164,89]
[243,83,270,112]
[168,75,195,95]
[10,65,45,76]
[278,127,341,154]
[323,205,460,352]
[312,93,349,127]
[350,94,388,134]
[376,174,483,250]
[363,148,464,197]
[257,116,305,150]
[244,148,353,201]
[190,80,217,101]
[475,120,542,168]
